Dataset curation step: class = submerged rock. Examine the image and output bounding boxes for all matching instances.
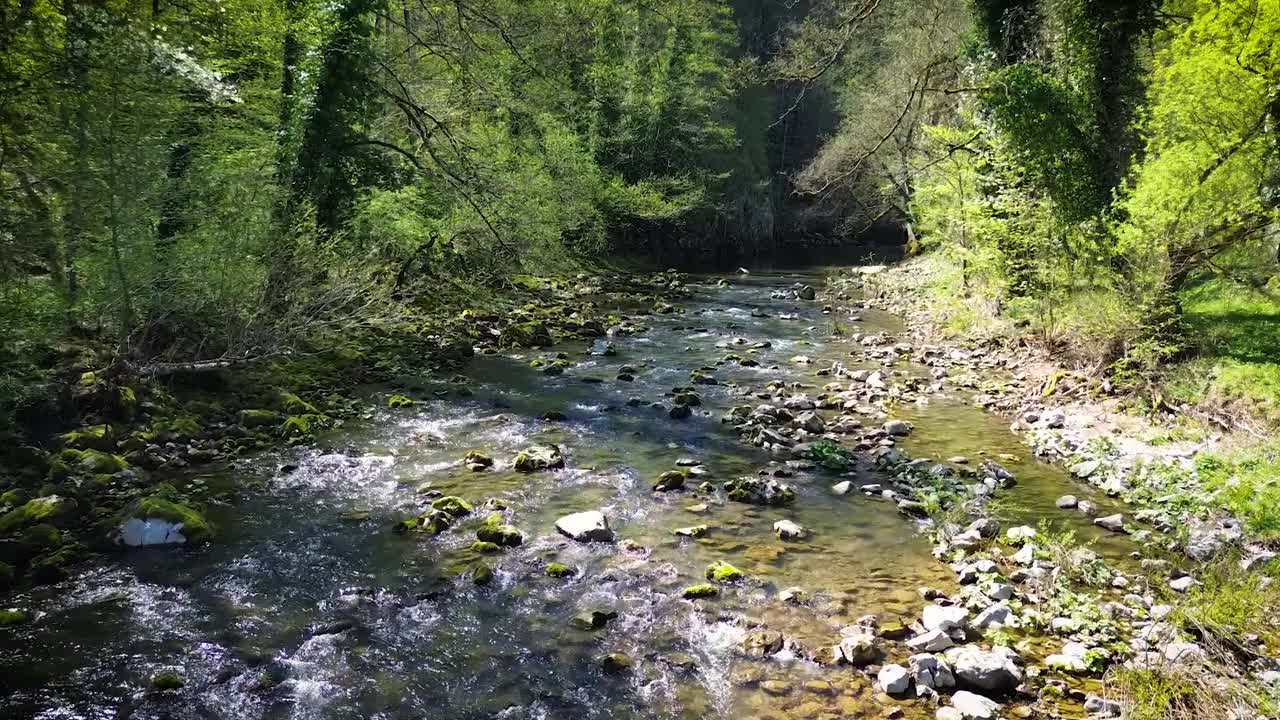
[546,562,575,578]
[599,652,632,674]
[653,471,686,492]
[739,630,784,658]
[571,609,618,631]
[396,509,453,536]
[1095,514,1125,532]
[430,496,473,517]
[555,511,614,542]
[705,560,744,582]
[724,477,795,506]
[681,584,718,599]
[475,513,523,547]
[463,451,494,472]
[773,519,806,540]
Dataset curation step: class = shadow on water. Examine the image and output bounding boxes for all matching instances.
[0,270,1134,720]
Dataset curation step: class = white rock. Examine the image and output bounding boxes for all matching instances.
[973,604,1013,630]
[910,653,955,691]
[773,519,807,541]
[907,629,955,652]
[555,511,614,542]
[1095,514,1125,532]
[831,480,852,495]
[1005,525,1036,543]
[923,604,970,632]
[950,690,1000,720]
[877,663,911,694]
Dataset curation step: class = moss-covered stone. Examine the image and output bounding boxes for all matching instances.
[58,448,128,475]
[546,562,575,578]
[653,470,686,492]
[475,513,524,547]
[122,496,213,545]
[281,413,332,443]
[279,391,318,415]
[681,584,718,599]
[469,541,502,554]
[705,561,744,583]
[387,394,415,408]
[238,409,279,428]
[599,652,632,674]
[430,496,473,517]
[513,445,564,472]
[500,321,553,348]
[0,609,29,626]
[151,672,183,690]
[0,495,78,534]
[61,424,116,451]
[395,509,453,535]
[463,451,494,471]
[19,523,61,553]
[115,386,138,420]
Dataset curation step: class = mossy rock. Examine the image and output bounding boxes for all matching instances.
[469,541,502,554]
[705,561,744,583]
[430,496,473,518]
[0,609,29,626]
[28,544,77,584]
[281,413,332,443]
[599,652,633,674]
[0,561,15,590]
[61,424,116,451]
[475,516,524,547]
[463,451,494,472]
[239,409,279,428]
[653,471,686,492]
[681,584,718,599]
[395,509,453,535]
[58,448,128,475]
[166,416,202,438]
[546,562,575,578]
[151,672,184,690]
[0,495,79,534]
[121,496,214,545]
[500,322,553,348]
[387,394,415,409]
[114,386,138,421]
[456,562,493,585]
[19,523,62,554]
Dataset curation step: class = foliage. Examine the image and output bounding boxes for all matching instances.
[806,438,856,470]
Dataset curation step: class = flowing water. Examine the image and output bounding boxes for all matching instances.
[0,272,1130,720]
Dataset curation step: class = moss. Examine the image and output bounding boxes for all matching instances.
[61,424,116,451]
[469,541,502,554]
[500,321,553,348]
[166,416,202,438]
[115,386,138,420]
[395,509,453,535]
[238,409,279,428]
[128,497,214,544]
[0,609,29,626]
[546,562,575,578]
[0,496,76,534]
[705,561,744,583]
[681,584,719,599]
[58,448,128,475]
[151,672,184,690]
[475,513,523,547]
[387,394,415,408]
[19,523,61,553]
[281,413,332,443]
[430,496,473,517]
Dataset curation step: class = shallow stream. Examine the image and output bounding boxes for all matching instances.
[0,272,1129,720]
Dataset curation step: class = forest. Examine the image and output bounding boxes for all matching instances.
[2,1,1280,719]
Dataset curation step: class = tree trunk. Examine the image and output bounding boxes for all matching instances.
[61,0,93,324]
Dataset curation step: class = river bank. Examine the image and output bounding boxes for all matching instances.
[0,267,1276,720]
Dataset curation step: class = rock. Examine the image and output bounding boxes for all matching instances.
[463,451,494,471]
[923,604,969,633]
[877,664,911,695]
[910,653,955,692]
[937,710,963,720]
[1013,543,1036,565]
[795,412,826,433]
[1055,495,1078,509]
[1084,695,1122,718]
[238,409,279,428]
[838,632,883,666]
[973,604,1013,630]
[1164,642,1205,663]
[705,560,744,583]
[0,495,79,534]
[883,420,912,436]
[1005,525,1036,543]
[397,509,453,535]
[965,518,999,538]
[797,285,816,300]
[546,563,575,578]
[571,609,619,631]
[832,481,853,495]
[475,513,524,547]
[599,652,632,674]
[430,496,473,517]
[945,646,1022,692]
[674,525,707,538]
[150,672,184,690]
[653,471,686,492]
[469,540,501,554]
[1094,514,1125,532]
[682,584,718,599]
[779,586,807,604]
[1071,459,1102,478]
[739,630,784,658]
[514,445,565,472]
[118,496,212,546]
[555,511,614,543]
[1169,576,1196,593]
[669,404,693,420]
[950,690,1000,720]
[907,629,954,653]
[773,519,806,540]
[1041,410,1066,428]
[724,477,795,505]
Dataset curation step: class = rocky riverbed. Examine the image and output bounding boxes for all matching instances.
[0,269,1266,720]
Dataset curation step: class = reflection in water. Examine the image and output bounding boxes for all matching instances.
[0,272,1122,720]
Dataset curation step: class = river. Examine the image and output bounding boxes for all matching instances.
[0,271,1128,720]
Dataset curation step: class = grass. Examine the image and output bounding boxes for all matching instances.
[1194,445,1280,542]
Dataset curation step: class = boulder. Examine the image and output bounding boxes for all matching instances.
[571,609,618,631]
[923,604,969,633]
[1055,495,1078,509]
[1095,514,1125,532]
[653,471,686,492]
[944,645,1022,692]
[514,445,565,472]
[883,420,912,436]
[877,664,911,695]
[907,629,954,653]
[910,653,955,692]
[476,514,524,547]
[705,560,744,583]
[430,496,473,517]
[118,496,212,546]
[797,285,816,300]
[739,630,784,658]
[950,690,1000,720]
[723,477,795,506]
[681,584,718,599]
[773,519,807,540]
[464,451,494,472]
[555,511,614,542]
[838,632,883,666]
